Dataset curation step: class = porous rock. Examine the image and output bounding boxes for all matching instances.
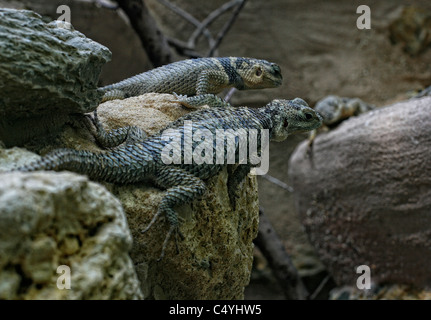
[0,170,143,299]
[96,93,202,136]
[288,96,431,287]
[112,168,259,300]
[0,9,111,119]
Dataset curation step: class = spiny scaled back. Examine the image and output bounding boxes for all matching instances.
[99,57,283,102]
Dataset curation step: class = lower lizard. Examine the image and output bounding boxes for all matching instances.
[14,97,322,259]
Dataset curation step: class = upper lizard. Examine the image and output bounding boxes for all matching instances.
[99,57,283,102]
[14,97,321,259]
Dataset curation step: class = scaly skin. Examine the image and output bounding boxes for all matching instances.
[99,57,283,103]
[15,98,321,259]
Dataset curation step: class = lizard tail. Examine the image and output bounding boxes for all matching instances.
[15,149,101,175]
[99,88,126,103]
[99,72,150,102]
[14,147,148,184]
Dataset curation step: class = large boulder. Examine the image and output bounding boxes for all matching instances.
[0,171,143,299]
[288,96,431,287]
[0,9,110,118]
[0,8,111,146]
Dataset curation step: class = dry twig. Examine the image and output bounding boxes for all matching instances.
[261,174,294,192]
[157,0,247,58]
[207,0,246,56]
[157,0,217,50]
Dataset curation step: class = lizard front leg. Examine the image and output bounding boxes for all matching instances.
[196,69,230,95]
[172,68,232,109]
[142,166,207,260]
[227,164,252,210]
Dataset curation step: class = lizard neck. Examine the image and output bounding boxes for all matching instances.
[217,57,245,90]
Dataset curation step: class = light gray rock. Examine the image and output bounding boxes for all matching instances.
[113,167,259,300]
[0,170,143,299]
[0,8,111,147]
[289,97,431,287]
[0,9,111,118]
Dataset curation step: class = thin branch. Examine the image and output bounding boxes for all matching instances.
[309,275,330,300]
[166,37,202,58]
[157,0,217,49]
[254,209,309,300]
[261,174,294,192]
[115,0,173,67]
[207,0,247,57]
[188,0,241,48]
[224,88,237,102]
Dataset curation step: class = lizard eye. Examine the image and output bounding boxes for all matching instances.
[283,119,289,127]
[305,112,313,120]
[255,67,262,77]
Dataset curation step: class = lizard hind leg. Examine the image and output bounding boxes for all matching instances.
[86,110,147,148]
[142,166,207,260]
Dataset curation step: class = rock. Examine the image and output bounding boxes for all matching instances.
[112,168,259,300]
[288,97,431,287]
[0,9,111,118]
[0,8,111,146]
[0,170,143,299]
[0,147,40,170]
[98,93,259,299]
[0,0,153,87]
[97,93,204,136]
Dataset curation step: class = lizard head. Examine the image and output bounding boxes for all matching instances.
[268,98,323,141]
[236,58,283,89]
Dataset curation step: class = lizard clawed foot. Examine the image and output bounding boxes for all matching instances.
[142,208,185,261]
[84,110,103,132]
[157,225,184,261]
[141,209,163,235]
[171,92,197,109]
